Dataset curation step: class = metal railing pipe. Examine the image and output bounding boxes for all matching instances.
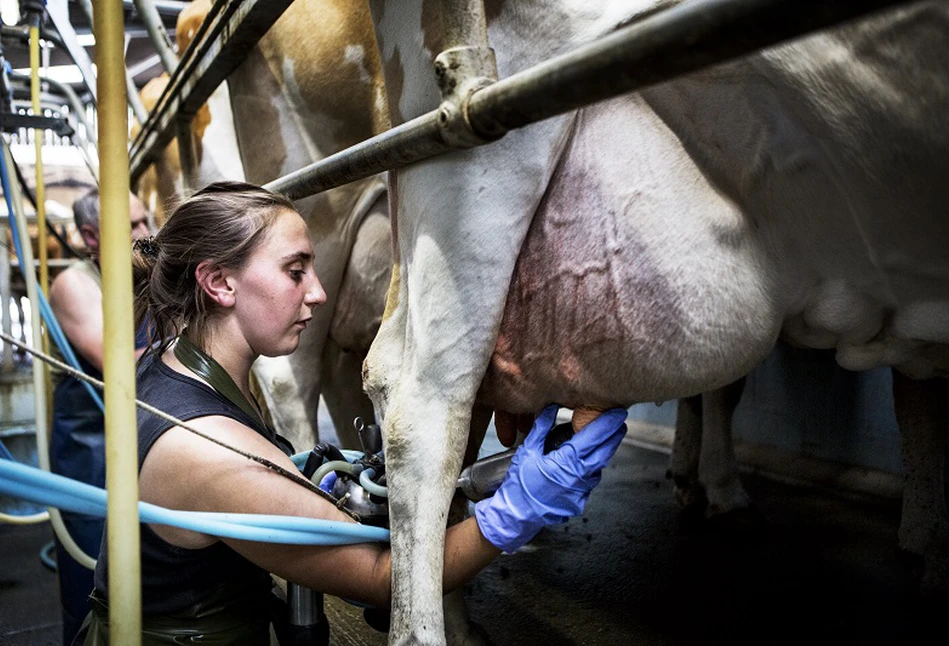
[265,111,445,198]
[126,66,150,126]
[93,0,143,641]
[132,0,179,75]
[265,0,915,202]
[128,0,295,183]
[175,118,197,193]
[468,0,915,137]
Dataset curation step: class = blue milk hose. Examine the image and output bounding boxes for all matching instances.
[0,455,390,545]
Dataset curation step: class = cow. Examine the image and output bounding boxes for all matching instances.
[361,1,949,642]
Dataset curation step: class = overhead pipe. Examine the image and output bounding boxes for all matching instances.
[45,0,97,102]
[123,0,189,15]
[132,0,178,75]
[93,0,142,641]
[76,0,148,124]
[266,0,916,200]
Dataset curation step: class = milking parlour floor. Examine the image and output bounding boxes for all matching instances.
[1,439,940,645]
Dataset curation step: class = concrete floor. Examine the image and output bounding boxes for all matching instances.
[1,439,940,645]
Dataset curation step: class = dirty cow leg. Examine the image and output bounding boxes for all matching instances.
[377,374,472,645]
[893,372,949,597]
[669,379,749,517]
[670,394,705,511]
[698,378,750,517]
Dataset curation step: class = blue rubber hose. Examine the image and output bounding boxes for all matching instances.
[0,458,390,545]
[0,439,14,460]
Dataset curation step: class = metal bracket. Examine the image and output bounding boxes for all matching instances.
[0,111,74,137]
[434,46,500,148]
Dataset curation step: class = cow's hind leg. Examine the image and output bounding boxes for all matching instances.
[893,372,949,598]
[698,378,751,517]
[669,393,707,514]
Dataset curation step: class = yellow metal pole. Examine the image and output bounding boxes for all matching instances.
[93,0,142,642]
[29,26,48,297]
[29,24,53,433]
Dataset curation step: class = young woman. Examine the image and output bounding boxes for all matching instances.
[79,181,628,644]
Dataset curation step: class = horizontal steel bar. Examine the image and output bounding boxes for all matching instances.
[128,0,294,183]
[267,0,915,202]
[469,0,916,136]
[265,111,446,198]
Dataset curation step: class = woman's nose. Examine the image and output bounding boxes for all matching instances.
[305,274,327,307]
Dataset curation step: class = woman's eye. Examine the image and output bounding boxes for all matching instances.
[289,269,305,281]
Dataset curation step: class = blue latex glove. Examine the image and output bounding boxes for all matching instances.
[475,404,628,553]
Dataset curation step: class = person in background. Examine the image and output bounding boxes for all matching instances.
[76,181,629,644]
[48,188,151,645]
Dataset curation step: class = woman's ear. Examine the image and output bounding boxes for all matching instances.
[195,260,235,308]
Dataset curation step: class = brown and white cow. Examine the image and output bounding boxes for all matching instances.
[362,1,949,642]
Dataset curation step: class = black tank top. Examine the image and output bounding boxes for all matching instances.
[93,353,289,616]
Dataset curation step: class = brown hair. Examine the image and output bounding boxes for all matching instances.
[132,181,298,354]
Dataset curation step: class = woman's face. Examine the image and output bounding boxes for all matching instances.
[229,208,326,357]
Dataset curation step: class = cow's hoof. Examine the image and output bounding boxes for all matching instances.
[669,472,708,514]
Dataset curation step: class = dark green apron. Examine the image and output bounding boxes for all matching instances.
[80,586,276,645]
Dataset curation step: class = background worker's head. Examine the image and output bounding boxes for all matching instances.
[131,180,320,354]
[73,188,151,254]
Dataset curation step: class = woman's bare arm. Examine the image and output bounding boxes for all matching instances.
[139,416,498,608]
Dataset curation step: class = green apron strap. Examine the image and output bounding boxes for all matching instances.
[173,333,268,431]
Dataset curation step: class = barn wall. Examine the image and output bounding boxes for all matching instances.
[627,341,903,475]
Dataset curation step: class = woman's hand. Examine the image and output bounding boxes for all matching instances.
[474,404,628,553]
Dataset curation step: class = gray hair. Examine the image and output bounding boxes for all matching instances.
[73,188,100,231]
